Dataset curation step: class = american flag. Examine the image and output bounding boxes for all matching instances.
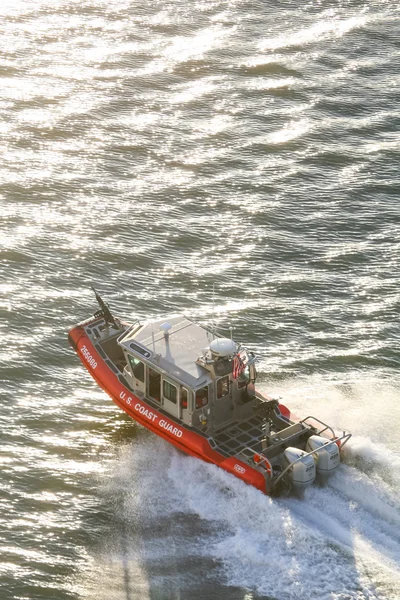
[232,350,248,379]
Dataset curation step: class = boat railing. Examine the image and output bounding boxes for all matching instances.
[271,431,352,491]
[237,445,273,478]
[299,415,337,438]
[116,321,141,345]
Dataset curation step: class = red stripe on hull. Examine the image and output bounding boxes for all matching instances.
[69,324,267,494]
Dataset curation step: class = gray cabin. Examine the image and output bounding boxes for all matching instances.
[117,316,257,433]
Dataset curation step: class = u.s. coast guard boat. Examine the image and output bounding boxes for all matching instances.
[68,290,351,496]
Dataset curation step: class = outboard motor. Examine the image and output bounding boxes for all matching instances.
[306,435,340,482]
[283,447,316,495]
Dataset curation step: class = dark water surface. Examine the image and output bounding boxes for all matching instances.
[1,1,400,599]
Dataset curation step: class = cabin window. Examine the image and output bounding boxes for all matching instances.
[163,380,177,404]
[217,376,230,399]
[237,365,250,389]
[238,364,257,388]
[181,387,189,410]
[128,355,144,382]
[195,386,209,408]
[148,368,161,402]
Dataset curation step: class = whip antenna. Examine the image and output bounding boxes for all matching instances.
[212,283,216,338]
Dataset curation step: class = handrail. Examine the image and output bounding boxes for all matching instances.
[238,445,273,477]
[299,415,336,439]
[116,321,141,345]
[271,432,352,490]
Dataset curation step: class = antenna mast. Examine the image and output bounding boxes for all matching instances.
[212,283,217,338]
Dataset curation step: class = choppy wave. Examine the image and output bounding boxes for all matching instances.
[1,0,400,599]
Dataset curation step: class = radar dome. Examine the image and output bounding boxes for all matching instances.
[209,338,236,358]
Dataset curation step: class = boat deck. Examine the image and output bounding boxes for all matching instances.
[212,413,311,464]
[212,415,266,459]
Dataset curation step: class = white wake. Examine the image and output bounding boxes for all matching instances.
[99,378,400,600]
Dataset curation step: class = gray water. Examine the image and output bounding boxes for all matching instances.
[1,1,400,599]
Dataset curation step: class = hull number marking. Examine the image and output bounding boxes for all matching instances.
[80,345,97,369]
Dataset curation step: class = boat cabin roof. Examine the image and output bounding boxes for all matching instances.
[118,315,219,388]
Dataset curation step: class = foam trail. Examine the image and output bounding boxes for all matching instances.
[343,435,400,480]
[167,377,400,599]
[167,448,400,600]
[98,378,400,600]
